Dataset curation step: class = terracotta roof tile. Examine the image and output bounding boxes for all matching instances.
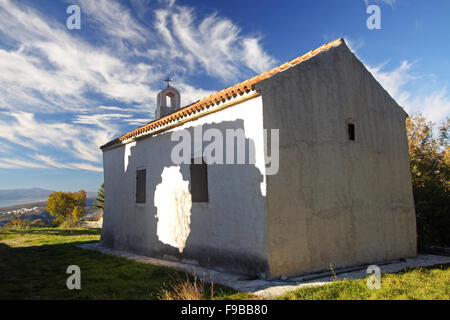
[101,38,343,150]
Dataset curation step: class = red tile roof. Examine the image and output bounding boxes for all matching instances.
[101,38,344,150]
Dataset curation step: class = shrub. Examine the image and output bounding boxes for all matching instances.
[5,217,31,229]
[29,219,53,228]
[46,190,86,225]
[406,114,450,246]
[59,216,77,229]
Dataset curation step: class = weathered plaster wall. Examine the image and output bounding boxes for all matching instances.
[256,43,417,278]
[102,96,270,275]
[103,42,417,278]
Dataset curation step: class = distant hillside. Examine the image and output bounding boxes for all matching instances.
[0,188,55,201]
[86,192,98,199]
[0,188,97,209]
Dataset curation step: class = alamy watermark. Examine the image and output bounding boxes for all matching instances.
[66,5,81,30]
[170,127,280,176]
[366,265,381,289]
[366,5,381,30]
[66,265,81,290]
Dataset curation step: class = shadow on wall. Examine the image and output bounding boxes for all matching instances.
[101,119,269,275]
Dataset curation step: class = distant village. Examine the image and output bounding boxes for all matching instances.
[0,200,101,227]
[1,206,41,216]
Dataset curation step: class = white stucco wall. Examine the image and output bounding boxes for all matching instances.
[102,95,270,274]
[256,43,417,278]
[102,42,417,278]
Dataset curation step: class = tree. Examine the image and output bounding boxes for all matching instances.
[406,114,450,246]
[439,117,450,166]
[46,190,87,225]
[93,183,104,212]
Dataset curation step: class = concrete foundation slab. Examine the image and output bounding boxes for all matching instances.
[78,242,450,299]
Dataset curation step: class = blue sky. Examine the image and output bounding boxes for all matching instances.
[0,0,449,192]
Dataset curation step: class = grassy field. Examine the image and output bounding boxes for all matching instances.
[0,227,248,299]
[278,266,450,300]
[1,227,449,300]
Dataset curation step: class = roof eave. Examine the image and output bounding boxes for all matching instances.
[100,38,344,151]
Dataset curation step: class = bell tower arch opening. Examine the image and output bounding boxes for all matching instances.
[156,78,181,119]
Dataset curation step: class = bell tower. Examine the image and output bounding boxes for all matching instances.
[156,78,181,119]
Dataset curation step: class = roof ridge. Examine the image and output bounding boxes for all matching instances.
[101,38,344,149]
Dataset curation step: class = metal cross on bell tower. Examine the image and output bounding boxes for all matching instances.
[156,77,180,118]
[164,77,172,87]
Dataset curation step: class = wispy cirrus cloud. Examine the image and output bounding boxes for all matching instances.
[364,0,396,7]
[142,4,276,82]
[0,111,114,164]
[0,0,161,114]
[344,37,450,128]
[76,0,152,45]
[366,61,450,126]
[0,157,48,169]
[0,0,276,173]
[32,154,103,172]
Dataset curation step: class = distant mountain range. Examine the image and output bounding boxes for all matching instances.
[0,188,55,201]
[0,188,97,208]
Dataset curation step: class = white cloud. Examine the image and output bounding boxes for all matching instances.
[124,119,151,126]
[98,106,134,112]
[77,0,152,45]
[0,0,275,112]
[73,113,133,125]
[69,163,103,172]
[366,60,416,107]
[409,89,450,127]
[0,111,116,164]
[242,38,276,74]
[32,154,103,172]
[0,0,161,114]
[365,0,396,7]
[145,4,276,82]
[0,0,276,172]
[346,39,450,128]
[33,154,71,169]
[343,37,365,54]
[0,153,103,173]
[366,62,450,126]
[0,157,48,169]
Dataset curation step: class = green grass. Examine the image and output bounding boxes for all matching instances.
[0,227,245,300]
[1,227,449,300]
[278,265,450,300]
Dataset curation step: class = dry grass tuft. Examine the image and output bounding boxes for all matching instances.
[158,273,214,300]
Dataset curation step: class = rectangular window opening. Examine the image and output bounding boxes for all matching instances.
[348,123,356,141]
[136,169,146,204]
[166,92,175,108]
[190,158,209,203]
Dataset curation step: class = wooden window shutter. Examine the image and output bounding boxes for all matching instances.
[190,159,209,203]
[136,169,146,204]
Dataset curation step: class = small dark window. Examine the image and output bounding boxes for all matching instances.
[136,169,146,204]
[348,123,356,141]
[190,158,209,203]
